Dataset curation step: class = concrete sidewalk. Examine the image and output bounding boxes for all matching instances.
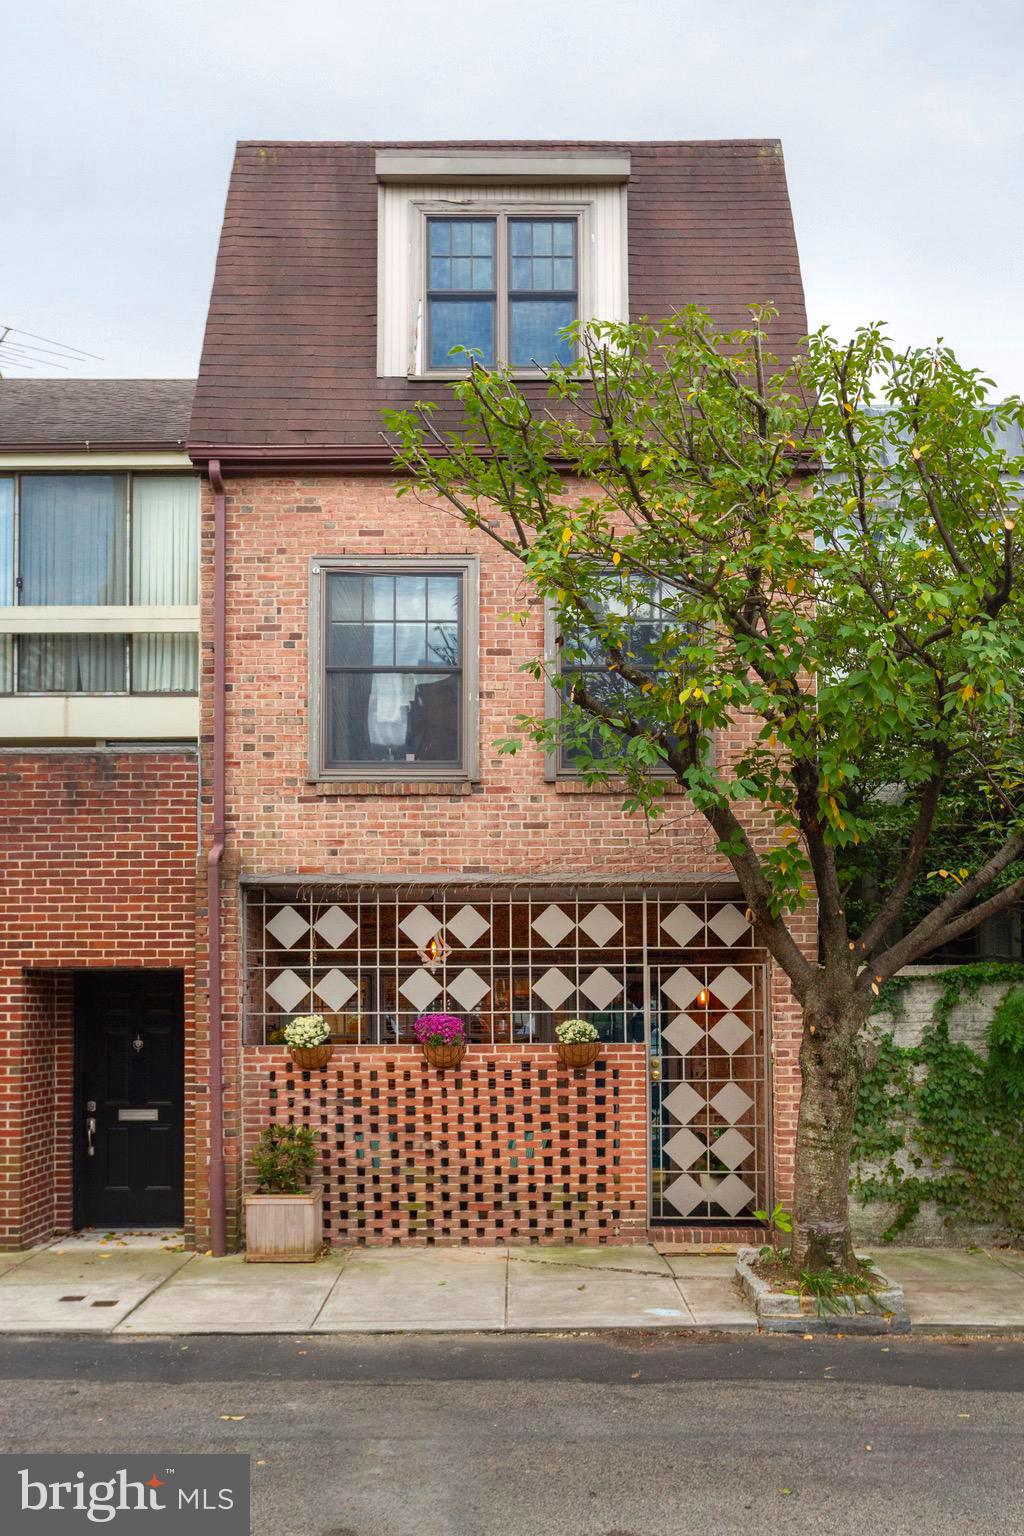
[1,1232,1022,1334]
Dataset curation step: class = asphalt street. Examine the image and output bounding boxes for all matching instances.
[0,1333,1022,1535]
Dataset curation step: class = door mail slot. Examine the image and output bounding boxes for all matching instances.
[118,1108,159,1122]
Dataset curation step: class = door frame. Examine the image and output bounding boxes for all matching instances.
[72,968,186,1230]
[645,958,774,1225]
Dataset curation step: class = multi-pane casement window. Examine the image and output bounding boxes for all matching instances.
[545,578,687,779]
[0,473,199,696]
[308,556,479,780]
[426,213,578,372]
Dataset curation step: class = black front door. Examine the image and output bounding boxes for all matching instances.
[74,970,185,1227]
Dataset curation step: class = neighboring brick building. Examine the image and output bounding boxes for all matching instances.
[187,140,814,1249]
[0,381,200,1248]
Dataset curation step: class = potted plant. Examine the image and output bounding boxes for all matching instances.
[245,1123,323,1262]
[556,1018,602,1071]
[283,1012,333,1069]
[413,1012,466,1070]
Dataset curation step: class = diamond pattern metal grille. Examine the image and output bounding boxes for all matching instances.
[249,887,769,1225]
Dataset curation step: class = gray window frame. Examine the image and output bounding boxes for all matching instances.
[543,592,713,782]
[308,554,480,783]
[416,203,585,378]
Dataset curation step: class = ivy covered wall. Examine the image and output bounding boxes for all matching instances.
[851,964,1024,1246]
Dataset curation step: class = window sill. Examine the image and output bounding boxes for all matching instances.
[306,778,475,798]
[553,775,685,795]
[407,369,588,383]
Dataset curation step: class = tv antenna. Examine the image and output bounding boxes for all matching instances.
[0,324,103,378]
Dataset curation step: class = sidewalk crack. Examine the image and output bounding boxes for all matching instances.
[110,1252,197,1333]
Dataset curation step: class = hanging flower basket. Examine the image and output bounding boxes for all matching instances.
[421,1040,467,1070]
[414,1013,467,1071]
[557,1040,602,1071]
[283,1013,333,1071]
[290,1044,333,1070]
[555,1019,602,1071]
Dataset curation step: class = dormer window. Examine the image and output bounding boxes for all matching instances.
[375,151,629,380]
[426,214,579,371]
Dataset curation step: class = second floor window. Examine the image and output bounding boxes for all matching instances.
[427,215,578,372]
[309,557,479,780]
[0,473,199,695]
[549,578,683,777]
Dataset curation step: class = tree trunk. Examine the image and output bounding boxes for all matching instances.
[788,1004,869,1273]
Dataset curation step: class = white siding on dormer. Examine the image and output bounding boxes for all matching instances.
[377,182,629,378]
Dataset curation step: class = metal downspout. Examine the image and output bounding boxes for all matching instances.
[206,458,227,1256]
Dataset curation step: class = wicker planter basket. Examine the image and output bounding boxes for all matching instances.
[557,1041,602,1071]
[421,1041,466,1070]
[289,1043,333,1070]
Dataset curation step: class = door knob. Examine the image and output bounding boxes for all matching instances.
[86,1116,96,1158]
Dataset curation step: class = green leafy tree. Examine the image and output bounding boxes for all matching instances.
[384,310,1024,1271]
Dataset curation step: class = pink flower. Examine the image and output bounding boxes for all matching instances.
[413,1012,466,1046]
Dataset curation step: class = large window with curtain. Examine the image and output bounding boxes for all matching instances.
[308,556,480,780]
[0,473,199,694]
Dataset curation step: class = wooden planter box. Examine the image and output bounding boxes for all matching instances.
[244,1188,324,1262]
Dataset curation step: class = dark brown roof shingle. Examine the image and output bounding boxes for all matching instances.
[0,379,195,450]
[190,139,806,456]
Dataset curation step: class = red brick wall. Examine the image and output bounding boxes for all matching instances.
[0,750,198,1249]
[244,1045,648,1246]
[200,475,815,1245]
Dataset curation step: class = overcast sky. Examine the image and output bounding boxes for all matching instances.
[3,0,1022,392]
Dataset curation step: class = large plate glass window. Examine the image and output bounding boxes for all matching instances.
[313,559,478,778]
[426,214,578,372]
[0,472,199,696]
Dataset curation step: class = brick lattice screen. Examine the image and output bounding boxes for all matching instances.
[244,1045,648,1245]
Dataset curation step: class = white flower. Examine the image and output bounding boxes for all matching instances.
[555,1017,599,1044]
[284,1013,330,1048]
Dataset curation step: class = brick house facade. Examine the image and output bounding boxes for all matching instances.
[188,140,813,1250]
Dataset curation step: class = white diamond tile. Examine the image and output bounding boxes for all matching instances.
[662,1014,704,1057]
[445,904,490,948]
[711,1082,754,1124]
[660,966,704,1010]
[531,903,576,948]
[706,902,751,947]
[662,1127,705,1171]
[313,969,357,1012]
[446,967,490,1011]
[532,966,576,1010]
[398,968,443,1012]
[314,905,357,949]
[266,905,310,950]
[659,902,704,948]
[710,1173,756,1217]
[662,1081,705,1125]
[711,1128,754,1170]
[578,966,623,1009]
[662,1174,705,1216]
[709,1012,752,1055]
[578,903,622,947]
[399,904,443,949]
[708,966,752,1009]
[266,968,309,1013]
